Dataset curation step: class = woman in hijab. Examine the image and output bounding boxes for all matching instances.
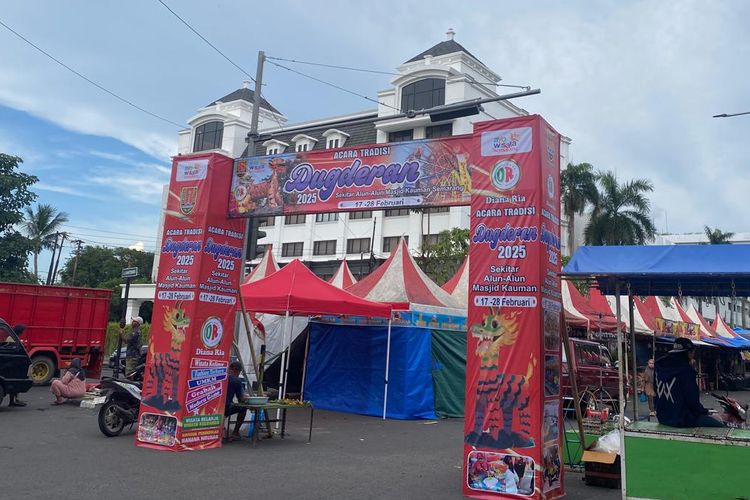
[50,358,87,405]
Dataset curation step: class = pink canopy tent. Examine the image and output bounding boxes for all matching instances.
[244,245,280,284]
[441,255,469,307]
[347,237,463,310]
[328,258,358,289]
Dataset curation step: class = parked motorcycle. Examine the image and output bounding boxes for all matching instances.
[98,376,142,437]
[712,393,748,428]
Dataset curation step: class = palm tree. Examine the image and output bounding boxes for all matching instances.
[22,204,69,280]
[704,226,734,244]
[561,162,599,255]
[584,171,656,246]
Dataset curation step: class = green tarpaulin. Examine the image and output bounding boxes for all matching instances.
[431,329,466,418]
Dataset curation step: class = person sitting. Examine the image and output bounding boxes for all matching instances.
[6,325,28,407]
[50,358,87,405]
[655,338,724,428]
[224,361,250,441]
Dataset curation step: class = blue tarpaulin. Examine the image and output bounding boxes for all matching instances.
[304,323,437,420]
[563,245,750,297]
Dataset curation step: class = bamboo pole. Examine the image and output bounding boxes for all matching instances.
[237,290,261,393]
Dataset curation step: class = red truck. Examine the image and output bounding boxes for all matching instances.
[0,283,112,384]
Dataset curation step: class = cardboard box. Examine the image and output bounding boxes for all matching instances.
[582,450,621,489]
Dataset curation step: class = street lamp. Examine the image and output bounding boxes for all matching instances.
[712,111,750,118]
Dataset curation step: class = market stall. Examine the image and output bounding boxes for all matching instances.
[563,244,750,500]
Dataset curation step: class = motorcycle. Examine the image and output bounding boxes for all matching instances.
[98,376,142,437]
[711,393,748,428]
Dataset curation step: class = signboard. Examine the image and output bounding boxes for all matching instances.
[137,153,246,451]
[122,267,139,278]
[228,136,473,217]
[654,317,701,341]
[464,116,564,499]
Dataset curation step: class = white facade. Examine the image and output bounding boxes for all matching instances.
[162,31,573,279]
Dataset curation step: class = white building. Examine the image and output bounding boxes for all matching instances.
[168,30,572,280]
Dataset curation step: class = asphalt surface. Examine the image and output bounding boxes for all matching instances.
[1,385,621,500]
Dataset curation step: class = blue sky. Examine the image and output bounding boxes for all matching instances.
[2,0,750,278]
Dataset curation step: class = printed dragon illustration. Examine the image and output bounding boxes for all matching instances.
[142,302,190,413]
[465,308,536,449]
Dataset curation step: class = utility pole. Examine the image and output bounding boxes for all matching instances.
[71,239,84,285]
[51,232,66,285]
[46,232,60,285]
[369,217,377,275]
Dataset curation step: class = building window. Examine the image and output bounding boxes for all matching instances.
[388,130,413,143]
[315,213,339,223]
[327,138,340,149]
[296,143,308,152]
[382,236,408,253]
[267,147,279,155]
[282,242,303,257]
[193,121,224,152]
[284,214,306,225]
[384,208,410,217]
[346,237,371,254]
[401,78,445,112]
[426,123,453,139]
[256,216,275,227]
[322,129,349,149]
[255,244,267,258]
[313,240,337,256]
[424,207,450,214]
[422,234,444,247]
[348,211,373,220]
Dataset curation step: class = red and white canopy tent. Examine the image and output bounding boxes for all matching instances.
[587,286,655,335]
[561,281,623,333]
[712,312,744,342]
[347,237,465,311]
[244,245,280,284]
[239,259,394,416]
[441,255,469,306]
[328,258,358,289]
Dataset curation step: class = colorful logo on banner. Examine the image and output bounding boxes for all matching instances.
[481,127,533,156]
[200,317,223,348]
[180,186,199,215]
[228,137,473,217]
[491,159,521,191]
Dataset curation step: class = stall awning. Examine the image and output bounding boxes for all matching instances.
[240,259,392,318]
[562,245,750,296]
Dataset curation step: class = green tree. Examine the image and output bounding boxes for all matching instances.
[704,226,734,244]
[0,153,38,282]
[417,227,469,284]
[59,245,154,320]
[584,171,656,246]
[561,162,598,256]
[22,203,69,280]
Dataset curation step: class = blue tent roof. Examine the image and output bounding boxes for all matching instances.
[562,245,750,297]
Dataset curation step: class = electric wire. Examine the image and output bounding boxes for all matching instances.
[155,0,255,83]
[265,59,402,112]
[0,18,183,128]
[62,224,158,240]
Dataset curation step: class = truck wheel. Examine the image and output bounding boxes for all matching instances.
[30,355,55,385]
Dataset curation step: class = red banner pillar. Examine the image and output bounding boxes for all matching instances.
[464,116,563,498]
[136,152,246,451]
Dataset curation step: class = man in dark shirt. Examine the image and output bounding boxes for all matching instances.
[225,361,250,440]
[655,338,723,428]
[119,316,143,378]
[7,325,27,407]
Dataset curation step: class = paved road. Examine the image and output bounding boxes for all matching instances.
[1,386,619,500]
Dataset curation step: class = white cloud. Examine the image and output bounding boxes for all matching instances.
[35,182,107,200]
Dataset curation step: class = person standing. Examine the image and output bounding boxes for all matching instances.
[642,358,656,417]
[119,316,143,377]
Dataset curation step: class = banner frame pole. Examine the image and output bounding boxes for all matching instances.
[382,317,392,420]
